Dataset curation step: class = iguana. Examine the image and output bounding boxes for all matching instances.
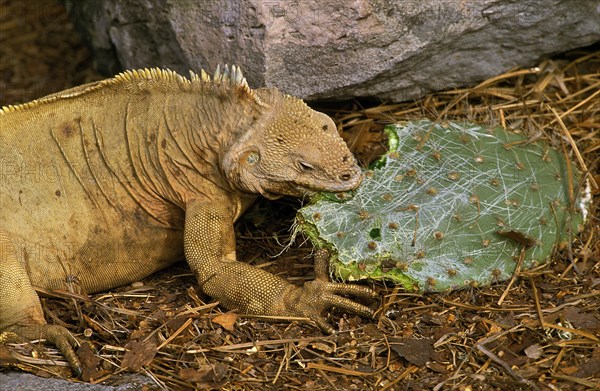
[0,66,376,376]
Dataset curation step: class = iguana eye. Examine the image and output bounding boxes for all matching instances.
[246,151,260,165]
[298,161,315,172]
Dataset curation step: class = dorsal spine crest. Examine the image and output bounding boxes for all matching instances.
[0,65,253,115]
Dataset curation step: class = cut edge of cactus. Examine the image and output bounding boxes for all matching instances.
[295,214,420,291]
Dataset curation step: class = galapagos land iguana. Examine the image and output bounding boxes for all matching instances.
[0,66,376,375]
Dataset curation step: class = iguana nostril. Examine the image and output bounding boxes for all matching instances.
[340,173,352,181]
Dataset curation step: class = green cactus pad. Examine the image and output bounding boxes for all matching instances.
[297,121,588,292]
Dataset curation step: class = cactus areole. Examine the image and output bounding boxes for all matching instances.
[297,121,588,292]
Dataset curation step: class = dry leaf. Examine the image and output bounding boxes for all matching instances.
[390,338,434,366]
[121,339,157,371]
[179,366,212,382]
[212,313,237,332]
[0,345,18,365]
[524,344,543,359]
[77,342,102,382]
[563,307,600,330]
[496,230,537,249]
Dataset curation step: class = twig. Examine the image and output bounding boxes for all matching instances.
[476,326,540,391]
[498,247,526,305]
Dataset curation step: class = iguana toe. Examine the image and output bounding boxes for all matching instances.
[45,324,83,377]
[285,249,378,333]
[8,324,82,377]
[295,279,376,334]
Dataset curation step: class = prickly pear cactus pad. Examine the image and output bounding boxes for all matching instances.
[297,121,587,292]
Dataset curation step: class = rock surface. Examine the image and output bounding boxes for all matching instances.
[66,0,599,101]
[0,371,154,391]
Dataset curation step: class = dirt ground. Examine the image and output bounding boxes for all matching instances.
[1,1,598,390]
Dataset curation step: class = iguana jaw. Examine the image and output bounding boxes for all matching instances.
[292,173,363,194]
[256,170,363,200]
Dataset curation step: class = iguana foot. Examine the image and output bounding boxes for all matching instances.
[3,324,82,377]
[0,228,83,377]
[286,249,378,334]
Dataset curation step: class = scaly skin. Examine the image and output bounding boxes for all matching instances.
[0,67,376,376]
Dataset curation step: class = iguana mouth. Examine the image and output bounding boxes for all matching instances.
[257,175,362,199]
[291,178,361,196]
[302,173,363,193]
[262,191,285,200]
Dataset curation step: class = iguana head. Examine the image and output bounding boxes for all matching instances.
[224,89,362,200]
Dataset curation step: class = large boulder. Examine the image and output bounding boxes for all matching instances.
[65,0,599,101]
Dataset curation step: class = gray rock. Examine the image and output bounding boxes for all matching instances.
[65,0,599,101]
[0,371,156,391]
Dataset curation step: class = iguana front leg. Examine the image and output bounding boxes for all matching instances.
[184,199,377,332]
[0,228,82,376]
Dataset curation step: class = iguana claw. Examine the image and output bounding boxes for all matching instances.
[45,324,83,377]
[286,248,378,333]
[3,324,82,377]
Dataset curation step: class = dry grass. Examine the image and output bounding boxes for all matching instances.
[0,1,598,390]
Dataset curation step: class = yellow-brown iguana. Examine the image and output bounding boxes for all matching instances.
[0,66,376,376]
